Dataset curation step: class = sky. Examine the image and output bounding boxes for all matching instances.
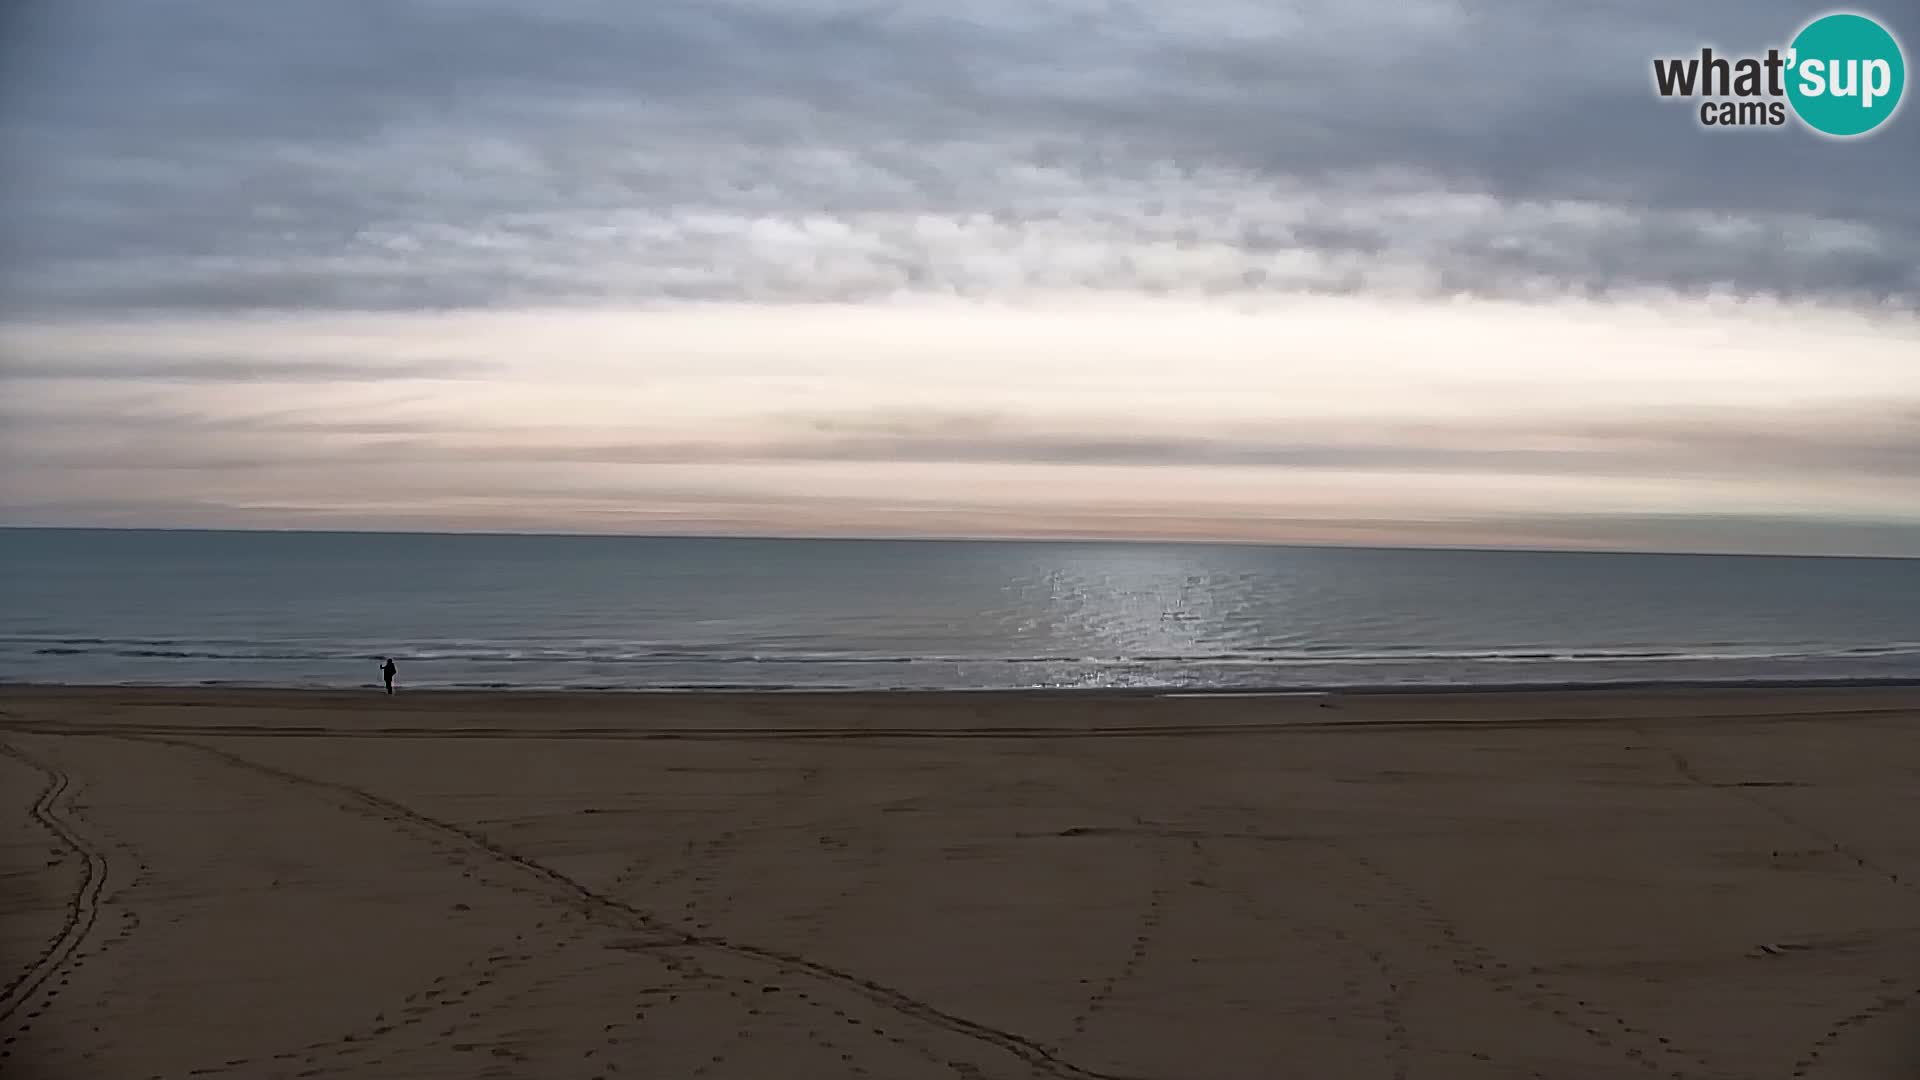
[1,0,1916,556]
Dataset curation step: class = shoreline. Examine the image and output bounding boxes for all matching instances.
[3,672,1920,707]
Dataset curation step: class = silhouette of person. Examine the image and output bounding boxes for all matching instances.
[381,657,397,695]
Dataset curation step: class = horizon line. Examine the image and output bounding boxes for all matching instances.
[2,522,1915,563]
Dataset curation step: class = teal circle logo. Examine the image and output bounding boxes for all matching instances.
[1786,13,1906,136]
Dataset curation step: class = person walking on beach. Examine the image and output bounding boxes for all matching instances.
[381,657,397,695]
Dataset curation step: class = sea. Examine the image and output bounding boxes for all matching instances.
[3,528,1919,693]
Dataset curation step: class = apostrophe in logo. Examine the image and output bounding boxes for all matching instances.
[1651,10,1906,137]
[1787,13,1905,136]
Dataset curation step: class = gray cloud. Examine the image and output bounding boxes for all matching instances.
[0,353,493,382]
[8,399,1917,488]
[4,1,1916,552]
[3,0,1915,314]
[465,405,1920,483]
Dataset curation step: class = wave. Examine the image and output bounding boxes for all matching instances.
[15,640,1920,667]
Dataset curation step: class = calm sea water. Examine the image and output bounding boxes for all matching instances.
[3,528,1919,692]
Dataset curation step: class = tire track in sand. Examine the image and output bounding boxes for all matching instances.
[146,751,799,1077]
[0,739,112,1045]
[120,733,1136,1080]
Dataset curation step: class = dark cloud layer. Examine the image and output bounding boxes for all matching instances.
[7,398,1916,490]
[8,497,1918,559]
[3,0,1916,313]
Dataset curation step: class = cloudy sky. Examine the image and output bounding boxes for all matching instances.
[2,0,1916,555]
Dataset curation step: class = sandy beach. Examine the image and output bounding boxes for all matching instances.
[1,686,1916,1080]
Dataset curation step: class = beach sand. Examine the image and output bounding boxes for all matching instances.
[1,686,1916,1079]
